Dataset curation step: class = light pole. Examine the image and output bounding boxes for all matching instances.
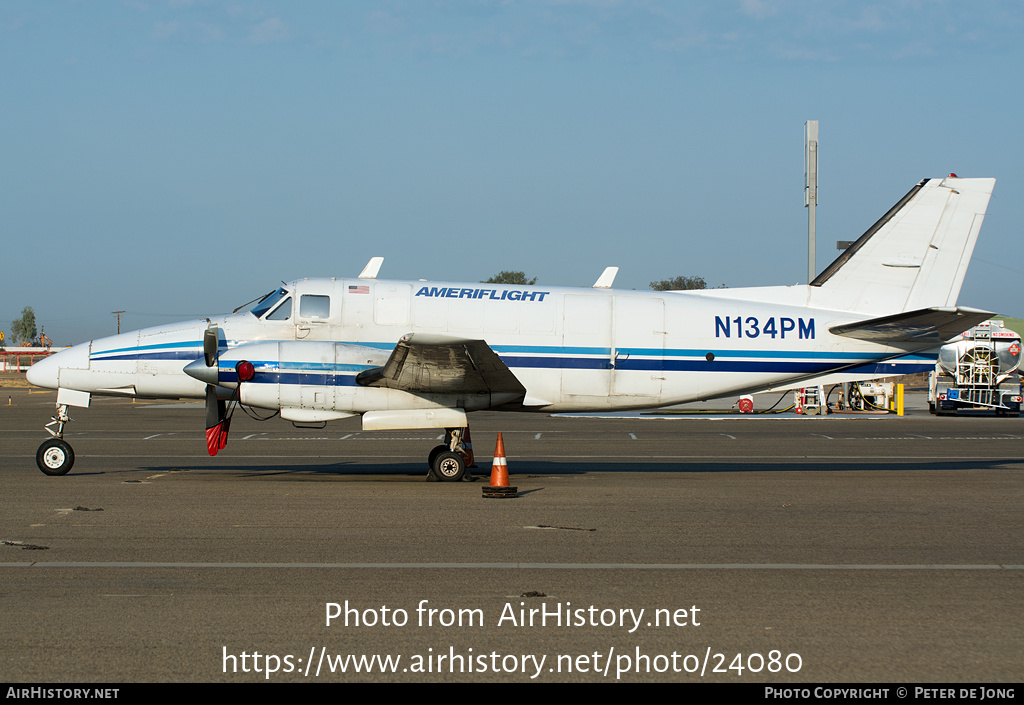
[805,120,818,283]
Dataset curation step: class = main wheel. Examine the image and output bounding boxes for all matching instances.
[37,438,75,476]
[427,444,448,469]
[432,450,466,482]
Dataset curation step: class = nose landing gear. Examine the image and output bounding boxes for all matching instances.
[36,403,74,476]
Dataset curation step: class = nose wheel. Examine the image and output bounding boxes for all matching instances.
[37,403,75,476]
[37,438,75,476]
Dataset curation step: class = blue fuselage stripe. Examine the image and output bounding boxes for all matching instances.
[90,340,935,380]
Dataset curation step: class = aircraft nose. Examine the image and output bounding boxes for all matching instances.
[26,351,61,389]
[26,342,91,389]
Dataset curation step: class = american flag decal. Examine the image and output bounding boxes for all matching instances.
[348,285,369,294]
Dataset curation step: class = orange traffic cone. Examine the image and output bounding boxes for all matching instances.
[483,433,517,498]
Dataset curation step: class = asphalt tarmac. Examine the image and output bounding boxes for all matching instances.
[1,387,1021,683]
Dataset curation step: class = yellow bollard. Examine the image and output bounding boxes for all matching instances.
[896,383,904,416]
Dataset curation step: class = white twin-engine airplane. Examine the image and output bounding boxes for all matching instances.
[29,176,995,479]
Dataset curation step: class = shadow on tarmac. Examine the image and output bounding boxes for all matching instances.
[120,456,1023,480]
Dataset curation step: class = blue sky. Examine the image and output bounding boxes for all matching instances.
[3,1,1022,345]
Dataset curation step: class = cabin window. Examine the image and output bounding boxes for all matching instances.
[265,297,292,321]
[249,287,287,318]
[300,294,331,320]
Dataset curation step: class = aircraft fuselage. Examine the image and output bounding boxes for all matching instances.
[29,276,932,414]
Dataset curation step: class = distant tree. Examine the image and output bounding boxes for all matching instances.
[649,275,707,291]
[11,306,37,345]
[483,271,537,285]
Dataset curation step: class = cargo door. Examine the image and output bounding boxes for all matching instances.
[561,295,611,399]
[612,297,665,400]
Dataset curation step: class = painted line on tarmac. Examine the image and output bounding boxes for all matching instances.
[555,413,889,420]
[2,453,1022,462]
[1,562,1021,570]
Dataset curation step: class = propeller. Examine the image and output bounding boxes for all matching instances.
[185,327,256,456]
[201,326,229,456]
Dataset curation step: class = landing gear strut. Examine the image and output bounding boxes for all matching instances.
[37,403,74,476]
[427,427,476,482]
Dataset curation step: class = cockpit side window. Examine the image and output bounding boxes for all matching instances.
[300,294,331,319]
[250,287,289,318]
[265,297,292,321]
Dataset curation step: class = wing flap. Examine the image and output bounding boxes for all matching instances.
[356,333,526,399]
[830,307,992,344]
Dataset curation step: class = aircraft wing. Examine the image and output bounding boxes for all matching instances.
[829,307,993,344]
[355,333,526,399]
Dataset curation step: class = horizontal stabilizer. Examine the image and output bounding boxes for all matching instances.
[830,307,992,344]
[356,333,526,400]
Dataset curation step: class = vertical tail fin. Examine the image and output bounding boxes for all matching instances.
[810,176,995,314]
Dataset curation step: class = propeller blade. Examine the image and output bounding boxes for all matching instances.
[206,425,224,456]
[205,385,229,456]
[204,327,219,367]
[205,385,220,428]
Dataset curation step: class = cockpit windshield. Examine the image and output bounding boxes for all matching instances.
[248,287,290,319]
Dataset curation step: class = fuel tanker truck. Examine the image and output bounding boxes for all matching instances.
[929,320,1022,416]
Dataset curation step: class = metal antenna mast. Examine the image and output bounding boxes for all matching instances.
[805,120,819,283]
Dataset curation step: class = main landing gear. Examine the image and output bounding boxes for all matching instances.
[36,403,74,476]
[426,427,477,482]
